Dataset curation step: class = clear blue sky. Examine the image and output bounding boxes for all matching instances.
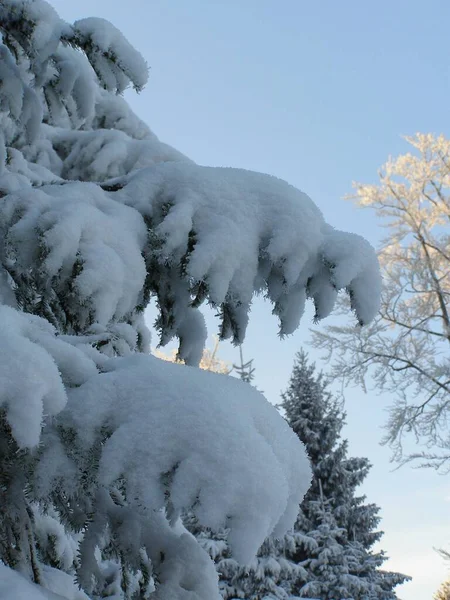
[52,1,450,597]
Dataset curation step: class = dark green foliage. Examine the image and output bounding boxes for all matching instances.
[280,350,410,599]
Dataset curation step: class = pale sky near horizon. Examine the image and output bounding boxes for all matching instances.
[51,1,450,598]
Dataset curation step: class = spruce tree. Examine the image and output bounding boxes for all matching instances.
[296,499,367,600]
[233,346,256,384]
[0,2,383,598]
[199,351,409,600]
[280,350,409,599]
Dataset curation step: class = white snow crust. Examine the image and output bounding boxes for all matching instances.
[0,561,92,599]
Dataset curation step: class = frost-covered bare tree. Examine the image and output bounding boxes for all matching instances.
[153,337,232,375]
[312,134,450,469]
[0,1,381,598]
[434,576,450,600]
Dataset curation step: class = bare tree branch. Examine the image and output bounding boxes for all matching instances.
[311,134,450,469]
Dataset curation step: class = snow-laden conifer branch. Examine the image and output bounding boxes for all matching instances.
[105,162,381,363]
[0,1,382,598]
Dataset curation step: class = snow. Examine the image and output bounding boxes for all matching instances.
[2,182,148,327]
[156,522,221,600]
[73,17,149,92]
[0,44,42,148]
[320,226,382,325]
[0,153,381,368]
[114,162,381,360]
[0,562,68,600]
[0,307,67,448]
[48,128,188,182]
[40,567,90,600]
[52,46,97,123]
[39,353,312,564]
[0,561,90,599]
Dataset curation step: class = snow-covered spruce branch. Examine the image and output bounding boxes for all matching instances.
[0,1,381,598]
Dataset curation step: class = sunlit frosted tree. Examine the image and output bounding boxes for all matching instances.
[312,134,450,469]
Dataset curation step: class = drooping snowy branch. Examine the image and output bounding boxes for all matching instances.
[70,17,148,93]
[38,354,311,564]
[0,2,382,599]
[0,158,380,365]
[0,0,380,367]
[111,162,381,362]
[1,183,147,329]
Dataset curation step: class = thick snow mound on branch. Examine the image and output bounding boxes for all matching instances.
[62,354,312,563]
[0,306,101,448]
[315,226,382,325]
[72,17,148,92]
[122,163,323,294]
[0,307,66,448]
[114,162,381,360]
[0,159,381,367]
[48,127,189,182]
[156,521,221,600]
[0,158,381,369]
[2,182,147,327]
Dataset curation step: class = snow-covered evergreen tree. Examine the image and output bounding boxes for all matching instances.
[296,499,367,600]
[0,2,383,598]
[216,536,304,600]
[233,346,256,384]
[281,351,409,599]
